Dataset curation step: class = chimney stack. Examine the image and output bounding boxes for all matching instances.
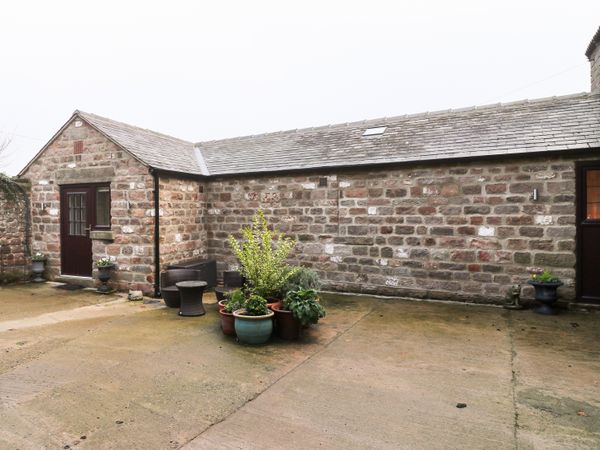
[586,27,600,92]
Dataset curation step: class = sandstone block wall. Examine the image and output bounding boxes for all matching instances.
[0,181,30,277]
[159,176,208,268]
[205,155,586,304]
[20,119,156,293]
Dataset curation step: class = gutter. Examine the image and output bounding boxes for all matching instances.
[150,168,161,297]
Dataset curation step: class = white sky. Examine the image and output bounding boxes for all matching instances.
[0,0,598,175]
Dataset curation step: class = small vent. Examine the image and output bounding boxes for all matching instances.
[362,126,387,137]
[319,177,328,187]
[74,141,83,154]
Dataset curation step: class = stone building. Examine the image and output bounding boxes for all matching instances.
[13,27,600,304]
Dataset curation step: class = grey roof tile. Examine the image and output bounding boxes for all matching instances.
[197,92,600,175]
[76,92,600,177]
[76,111,205,175]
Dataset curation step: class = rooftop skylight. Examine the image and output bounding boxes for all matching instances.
[362,126,386,137]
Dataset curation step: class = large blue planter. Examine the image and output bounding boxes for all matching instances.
[233,309,274,345]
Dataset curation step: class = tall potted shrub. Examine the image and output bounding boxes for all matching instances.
[233,294,274,344]
[228,209,297,303]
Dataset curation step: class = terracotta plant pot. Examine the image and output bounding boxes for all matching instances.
[233,309,274,345]
[219,309,236,336]
[218,299,227,311]
[272,303,301,340]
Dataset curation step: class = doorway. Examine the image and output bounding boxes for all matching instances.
[60,184,110,277]
[576,161,600,303]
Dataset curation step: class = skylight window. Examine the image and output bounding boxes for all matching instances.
[362,126,386,137]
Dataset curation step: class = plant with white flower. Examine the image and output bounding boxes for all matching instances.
[31,252,46,262]
[96,257,114,268]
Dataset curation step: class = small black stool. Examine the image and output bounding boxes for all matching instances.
[176,281,207,316]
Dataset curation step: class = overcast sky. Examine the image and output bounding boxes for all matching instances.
[0,1,598,175]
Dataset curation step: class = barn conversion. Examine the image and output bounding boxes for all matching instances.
[8,27,600,304]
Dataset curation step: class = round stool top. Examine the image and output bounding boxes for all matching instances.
[176,280,207,288]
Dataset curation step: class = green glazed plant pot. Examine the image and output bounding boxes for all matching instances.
[233,309,274,345]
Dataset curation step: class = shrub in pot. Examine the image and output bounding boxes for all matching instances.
[228,209,297,302]
[273,289,326,339]
[527,270,563,315]
[233,294,274,345]
[219,289,245,336]
[279,266,321,298]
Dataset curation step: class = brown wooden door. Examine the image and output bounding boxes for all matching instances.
[576,162,600,303]
[60,186,94,276]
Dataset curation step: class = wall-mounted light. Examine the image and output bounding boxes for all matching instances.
[531,188,539,201]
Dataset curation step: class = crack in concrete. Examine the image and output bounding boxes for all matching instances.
[505,311,520,450]
[179,304,376,449]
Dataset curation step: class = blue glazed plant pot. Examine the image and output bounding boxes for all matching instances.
[233,309,274,345]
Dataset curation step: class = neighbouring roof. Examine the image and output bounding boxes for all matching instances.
[586,26,600,59]
[196,92,600,176]
[18,92,600,178]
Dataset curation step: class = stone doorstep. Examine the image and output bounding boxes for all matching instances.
[55,275,95,288]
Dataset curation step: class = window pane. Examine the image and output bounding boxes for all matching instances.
[586,170,600,220]
[96,188,110,226]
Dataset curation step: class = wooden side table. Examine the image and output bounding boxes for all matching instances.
[176,281,207,316]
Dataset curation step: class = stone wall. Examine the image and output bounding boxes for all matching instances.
[590,38,600,93]
[159,176,208,268]
[0,180,30,277]
[205,155,588,304]
[20,119,156,293]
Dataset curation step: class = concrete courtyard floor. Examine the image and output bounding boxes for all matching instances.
[0,283,598,449]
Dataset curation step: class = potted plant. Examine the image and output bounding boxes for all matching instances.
[219,289,245,336]
[96,257,116,293]
[273,288,326,339]
[527,269,563,315]
[31,252,47,282]
[228,209,298,305]
[279,266,321,298]
[233,294,274,344]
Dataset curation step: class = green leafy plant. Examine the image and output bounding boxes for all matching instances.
[228,209,297,299]
[224,289,246,313]
[31,252,46,262]
[0,271,21,285]
[531,270,561,284]
[280,266,321,296]
[96,257,114,268]
[242,294,269,316]
[282,288,326,327]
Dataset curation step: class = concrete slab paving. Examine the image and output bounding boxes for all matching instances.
[0,286,598,449]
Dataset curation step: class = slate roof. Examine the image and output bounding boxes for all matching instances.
[196,92,600,176]
[20,92,600,178]
[76,111,206,175]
